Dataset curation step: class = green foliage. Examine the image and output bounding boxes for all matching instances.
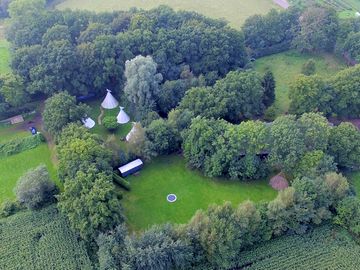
[127,122,151,160]
[0,206,92,269]
[262,70,275,107]
[113,172,131,191]
[0,200,22,218]
[58,165,124,241]
[328,122,360,169]
[43,92,90,138]
[293,6,339,52]
[0,73,29,107]
[0,133,44,158]
[102,115,118,131]
[301,59,316,75]
[236,225,360,270]
[343,31,360,62]
[335,196,360,236]
[14,164,57,210]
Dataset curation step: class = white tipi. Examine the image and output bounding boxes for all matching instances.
[117,106,130,124]
[101,89,119,109]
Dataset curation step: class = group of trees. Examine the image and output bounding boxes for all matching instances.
[2,0,247,114]
[183,113,360,180]
[289,64,360,117]
[96,171,351,270]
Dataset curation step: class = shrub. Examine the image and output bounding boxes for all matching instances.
[14,165,57,210]
[335,196,360,236]
[301,59,316,75]
[103,116,118,131]
[0,133,45,158]
[0,200,22,218]
[113,173,131,191]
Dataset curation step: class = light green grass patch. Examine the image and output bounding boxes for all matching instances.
[254,50,346,115]
[122,155,277,231]
[0,144,60,204]
[57,0,279,29]
[0,124,29,143]
[0,39,10,75]
[349,171,360,197]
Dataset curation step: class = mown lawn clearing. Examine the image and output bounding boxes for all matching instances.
[254,50,346,115]
[56,0,279,29]
[0,39,10,74]
[122,155,277,231]
[0,144,60,204]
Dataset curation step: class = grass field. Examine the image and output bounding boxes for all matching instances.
[122,155,277,231]
[237,224,360,269]
[349,171,360,196]
[0,39,10,74]
[0,144,60,204]
[0,124,29,143]
[56,0,279,29]
[0,206,92,270]
[254,50,346,115]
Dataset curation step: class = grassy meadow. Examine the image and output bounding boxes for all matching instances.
[56,0,279,28]
[0,39,10,74]
[122,155,277,231]
[254,50,346,115]
[0,143,60,204]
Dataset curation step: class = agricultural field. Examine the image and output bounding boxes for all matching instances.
[0,143,60,204]
[122,155,277,231]
[237,224,360,270]
[56,0,279,28]
[254,50,346,115]
[0,206,92,270]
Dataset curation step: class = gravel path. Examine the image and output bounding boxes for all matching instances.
[273,0,290,9]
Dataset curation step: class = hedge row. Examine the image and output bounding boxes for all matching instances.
[0,133,45,158]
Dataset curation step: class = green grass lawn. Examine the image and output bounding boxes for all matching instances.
[0,144,60,204]
[0,39,10,74]
[56,0,279,29]
[0,124,29,143]
[349,171,360,196]
[254,50,346,115]
[122,155,277,231]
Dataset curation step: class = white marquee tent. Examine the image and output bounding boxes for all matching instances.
[101,89,119,109]
[117,106,130,124]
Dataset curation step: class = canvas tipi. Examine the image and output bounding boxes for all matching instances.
[101,89,119,109]
[117,106,130,124]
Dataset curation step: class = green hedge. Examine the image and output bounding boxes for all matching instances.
[113,172,131,191]
[0,133,45,158]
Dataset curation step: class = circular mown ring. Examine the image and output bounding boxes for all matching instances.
[167,194,177,203]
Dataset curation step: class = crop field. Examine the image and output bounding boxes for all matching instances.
[122,155,277,231]
[0,206,92,270]
[0,143,60,204]
[254,50,346,115]
[237,224,360,270]
[56,0,279,29]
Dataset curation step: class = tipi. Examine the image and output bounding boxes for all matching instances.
[101,89,119,109]
[117,106,130,124]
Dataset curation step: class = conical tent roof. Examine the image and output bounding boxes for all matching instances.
[117,106,130,124]
[101,89,119,109]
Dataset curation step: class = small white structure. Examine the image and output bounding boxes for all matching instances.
[82,117,96,129]
[117,106,130,124]
[118,159,143,177]
[356,12,360,17]
[126,122,137,141]
[101,89,119,109]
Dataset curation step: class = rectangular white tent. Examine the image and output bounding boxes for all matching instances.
[118,159,143,177]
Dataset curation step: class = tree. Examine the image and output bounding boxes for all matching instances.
[301,59,316,75]
[127,122,151,160]
[335,196,360,236]
[58,165,123,241]
[41,24,72,45]
[0,73,29,107]
[328,122,360,169]
[343,31,360,62]
[124,55,163,116]
[42,92,89,138]
[123,224,193,270]
[14,165,57,210]
[262,70,275,107]
[145,118,180,156]
[294,150,336,178]
[289,75,331,115]
[293,6,339,52]
[268,115,305,175]
[102,116,118,132]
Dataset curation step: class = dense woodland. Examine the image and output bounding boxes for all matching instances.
[1,0,360,269]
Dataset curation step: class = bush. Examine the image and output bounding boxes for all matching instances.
[0,133,45,158]
[301,59,316,75]
[0,200,22,218]
[263,105,278,121]
[102,116,118,131]
[335,196,360,236]
[113,172,131,191]
[14,165,57,210]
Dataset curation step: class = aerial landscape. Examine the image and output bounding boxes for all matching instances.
[0,0,360,269]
